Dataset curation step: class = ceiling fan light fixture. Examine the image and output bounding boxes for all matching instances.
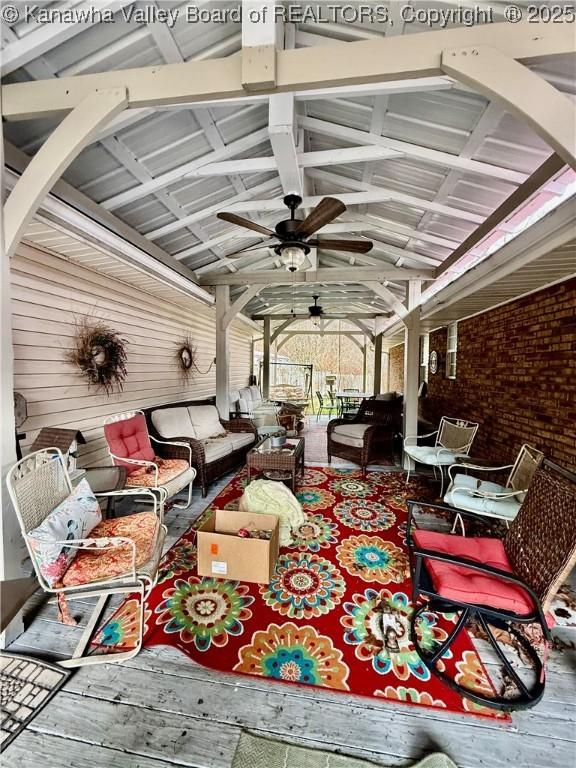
[280,244,307,272]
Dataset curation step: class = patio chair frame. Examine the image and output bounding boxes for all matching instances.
[404,416,479,495]
[315,391,336,421]
[406,459,576,711]
[104,410,195,508]
[6,448,168,668]
[446,444,544,533]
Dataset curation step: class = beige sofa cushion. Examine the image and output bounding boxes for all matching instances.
[202,437,234,463]
[331,423,371,448]
[227,431,255,451]
[187,405,225,440]
[151,407,195,439]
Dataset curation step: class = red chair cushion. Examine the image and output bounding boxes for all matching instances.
[412,530,535,615]
[104,414,155,476]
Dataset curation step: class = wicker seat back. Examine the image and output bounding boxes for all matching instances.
[504,461,576,612]
[355,397,402,427]
[8,448,71,534]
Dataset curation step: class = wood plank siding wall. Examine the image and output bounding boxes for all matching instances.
[11,244,254,467]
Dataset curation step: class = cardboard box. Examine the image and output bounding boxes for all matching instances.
[197,509,280,584]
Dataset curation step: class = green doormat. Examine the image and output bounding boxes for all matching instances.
[233,732,458,768]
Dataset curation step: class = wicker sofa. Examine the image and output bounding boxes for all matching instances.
[327,396,403,473]
[144,398,257,497]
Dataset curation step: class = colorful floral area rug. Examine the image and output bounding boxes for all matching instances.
[97,467,508,722]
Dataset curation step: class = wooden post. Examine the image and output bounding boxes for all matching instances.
[215,285,230,419]
[403,281,422,470]
[0,120,25,647]
[362,341,368,392]
[262,316,271,398]
[373,334,383,395]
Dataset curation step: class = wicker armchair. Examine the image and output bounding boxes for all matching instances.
[407,460,576,710]
[327,397,402,473]
[7,448,167,667]
[144,399,258,497]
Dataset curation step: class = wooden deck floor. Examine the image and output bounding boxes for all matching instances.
[5,423,576,768]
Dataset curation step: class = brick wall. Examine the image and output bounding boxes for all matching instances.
[389,343,404,392]
[421,278,576,469]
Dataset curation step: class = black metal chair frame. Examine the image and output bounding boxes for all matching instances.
[315,391,336,420]
[406,498,551,711]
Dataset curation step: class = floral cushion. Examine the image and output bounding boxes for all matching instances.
[125,458,189,488]
[28,479,102,587]
[60,511,159,587]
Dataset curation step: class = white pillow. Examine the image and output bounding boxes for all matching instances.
[152,407,196,439]
[187,405,225,440]
[27,479,102,587]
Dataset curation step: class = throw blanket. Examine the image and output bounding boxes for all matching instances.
[239,479,305,546]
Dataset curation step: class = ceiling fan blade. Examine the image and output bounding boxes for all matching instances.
[294,197,346,236]
[308,238,373,253]
[217,212,275,237]
[224,239,275,258]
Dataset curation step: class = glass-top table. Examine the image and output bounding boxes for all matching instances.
[247,436,305,491]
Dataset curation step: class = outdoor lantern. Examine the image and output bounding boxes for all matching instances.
[280,245,307,272]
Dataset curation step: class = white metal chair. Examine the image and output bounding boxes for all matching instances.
[6,448,167,667]
[445,444,544,534]
[404,417,479,495]
[104,410,196,509]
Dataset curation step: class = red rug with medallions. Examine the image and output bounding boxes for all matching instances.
[95,467,509,721]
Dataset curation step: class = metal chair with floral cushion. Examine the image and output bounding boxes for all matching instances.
[404,416,479,496]
[407,460,576,711]
[104,410,196,508]
[7,448,167,667]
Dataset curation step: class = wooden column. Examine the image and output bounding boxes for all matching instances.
[362,341,368,393]
[0,122,24,647]
[373,334,383,395]
[262,316,271,398]
[373,315,386,395]
[403,281,422,470]
[215,285,230,419]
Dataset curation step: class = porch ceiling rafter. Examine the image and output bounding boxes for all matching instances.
[101,127,270,210]
[407,101,504,253]
[3,88,128,259]
[0,0,134,76]
[306,169,485,224]
[4,20,572,122]
[299,116,528,185]
[199,268,433,286]
[435,152,567,278]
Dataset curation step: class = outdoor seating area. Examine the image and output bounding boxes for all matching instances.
[1,5,575,768]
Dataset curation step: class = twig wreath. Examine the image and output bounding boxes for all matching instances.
[174,335,197,382]
[66,316,128,395]
[174,335,215,380]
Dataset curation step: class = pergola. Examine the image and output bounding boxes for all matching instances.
[1,4,575,630]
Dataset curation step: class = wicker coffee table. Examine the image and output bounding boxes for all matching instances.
[247,436,305,492]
